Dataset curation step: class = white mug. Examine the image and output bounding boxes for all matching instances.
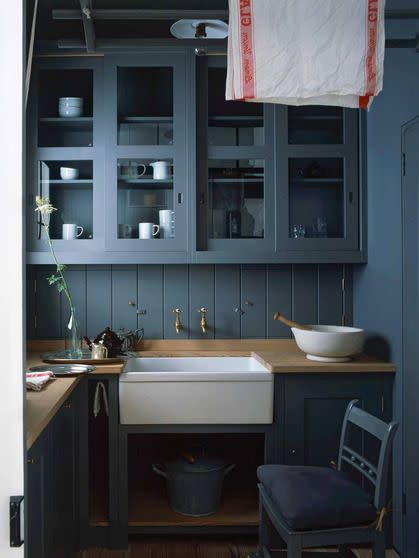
[63,223,84,240]
[150,161,171,180]
[139,222,159,239]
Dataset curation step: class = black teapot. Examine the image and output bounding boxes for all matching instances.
[83,327,124,358]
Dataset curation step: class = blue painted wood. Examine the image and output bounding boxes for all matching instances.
[241,265,267,338]
[61,265,87,338]
[318,264,343,326]
[163,265,189,339]
[292,265,318,325]
[214,265,241,339]
[111,266,138,332]
[189,265,215,339]
[86,265,112,337]
[35,265,62,339]
[267,265,292,338]
[137,265,164,339]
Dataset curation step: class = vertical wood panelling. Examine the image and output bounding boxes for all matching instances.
[267,265,292,338]
[28,264,352,340]
[35,265,62,338]
[241,265,267,338]
[318,264,344,326]
[214,265,241,339]
[111,266,138,332]
[164,265,189,339]
[189,265,215,339]
[138,265,164,339]
[292,265,318,325]
[61,266,87,338]
[86,265,112,337]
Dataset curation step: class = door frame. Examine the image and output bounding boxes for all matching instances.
[402,115,419,558]
[0,0,25,556]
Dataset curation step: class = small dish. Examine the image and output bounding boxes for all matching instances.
[60,167,79,180]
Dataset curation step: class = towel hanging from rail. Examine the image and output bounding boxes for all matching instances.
[226,0,386,109]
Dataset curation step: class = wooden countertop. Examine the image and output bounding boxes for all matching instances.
[25,339,394,450]
[26,377,79,450]
[27,339,395,374]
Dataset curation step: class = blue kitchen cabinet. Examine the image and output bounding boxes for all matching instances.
[27,49,364,265]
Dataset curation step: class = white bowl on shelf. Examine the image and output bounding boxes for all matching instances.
[291,325,365,362]
[60,167,79,180]
[58,97,83,117]
[59,97,83,105]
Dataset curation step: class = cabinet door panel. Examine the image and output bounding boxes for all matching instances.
[284,375,383,467]
[27,436,48,558]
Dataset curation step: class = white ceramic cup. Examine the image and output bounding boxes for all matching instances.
[150,161,171,180]
[60,167,79,180]
[63,223,84,240]
[139,222,159,239]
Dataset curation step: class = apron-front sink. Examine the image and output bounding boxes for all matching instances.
[119,357,273,425]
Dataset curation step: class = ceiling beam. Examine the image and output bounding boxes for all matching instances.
[52,9,229,21]
[79,0,95,53]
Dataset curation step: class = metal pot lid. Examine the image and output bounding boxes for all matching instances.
[165,455,228,473]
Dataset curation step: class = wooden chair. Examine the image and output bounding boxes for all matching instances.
[255,399,398,558]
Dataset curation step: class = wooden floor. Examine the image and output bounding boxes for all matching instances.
[77,537,400,558]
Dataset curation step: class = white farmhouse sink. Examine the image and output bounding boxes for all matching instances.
[119,357,273,425]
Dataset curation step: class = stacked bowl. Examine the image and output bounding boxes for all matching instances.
[58,97,83,118]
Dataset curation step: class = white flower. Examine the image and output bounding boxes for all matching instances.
[35,195,57,215]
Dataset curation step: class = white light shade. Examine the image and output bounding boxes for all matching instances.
[170,19,228,39]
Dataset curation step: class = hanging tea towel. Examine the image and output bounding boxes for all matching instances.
[226,0,385,109]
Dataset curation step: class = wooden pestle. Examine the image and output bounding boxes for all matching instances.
[273,312,312,331]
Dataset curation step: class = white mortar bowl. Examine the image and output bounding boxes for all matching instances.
[291,325,365,362]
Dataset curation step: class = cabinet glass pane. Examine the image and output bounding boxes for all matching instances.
[288,106,343,145]
[208,68,263,146]
[117,158,175,239]
[208,160,265,239]
[289,158,344,239]
[38,70,93,147]
[38,160,93,239]
[117,67,173,146]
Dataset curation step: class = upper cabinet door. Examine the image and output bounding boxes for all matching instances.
[195,57,275,262]
[104,53,189,257]
[277,106,360,253]
[28,58,105,260]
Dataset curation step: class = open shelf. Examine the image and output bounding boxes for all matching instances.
[120,116,173,123]
[128,482,258,528]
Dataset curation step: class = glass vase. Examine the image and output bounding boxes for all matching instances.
[64,306,83,359]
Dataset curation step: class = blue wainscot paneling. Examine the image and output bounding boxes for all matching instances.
[27,263,351,340]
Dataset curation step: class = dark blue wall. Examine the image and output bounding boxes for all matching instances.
[353,42,419,555]
[27,263,351,340]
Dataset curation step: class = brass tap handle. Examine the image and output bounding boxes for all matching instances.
[199,307,208,334]
[173,308,183,334]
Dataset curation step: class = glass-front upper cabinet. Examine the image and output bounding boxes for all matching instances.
[196,57,275,258]
[278,106,359,252]
[105,53,188,255]
[28,58,104,258]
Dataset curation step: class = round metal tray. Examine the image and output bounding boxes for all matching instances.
[29,364,96,376]
[41,350,126,365]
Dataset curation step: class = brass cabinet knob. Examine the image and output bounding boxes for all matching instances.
[27,458,35,465]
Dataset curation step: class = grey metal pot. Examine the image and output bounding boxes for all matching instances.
[152,456,235,517]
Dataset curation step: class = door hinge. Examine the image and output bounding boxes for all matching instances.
[402,492,407,515]
[402,153,406,176]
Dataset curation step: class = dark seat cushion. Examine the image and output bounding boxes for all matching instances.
[257,465,376,531]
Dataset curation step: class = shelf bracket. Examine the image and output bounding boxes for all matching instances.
[79,0,95,53]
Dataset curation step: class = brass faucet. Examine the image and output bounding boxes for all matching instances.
[199,307,208,334]
[174,308,183,334]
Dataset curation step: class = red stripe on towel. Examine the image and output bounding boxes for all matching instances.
[359,0,380,108]
[239,0,256,99]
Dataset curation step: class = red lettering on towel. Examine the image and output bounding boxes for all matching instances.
[359,0,380,109]
[239,0,255,99]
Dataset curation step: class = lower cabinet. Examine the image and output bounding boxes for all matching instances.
[27,386,79,558]
[280,373,393,467]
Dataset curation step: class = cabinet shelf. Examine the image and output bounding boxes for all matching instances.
[41,179,93,185]
[39,117,93,128]
[289,115,341,121]
[290,178,343,184]
[120,116,173,123]
[209,116,263,127]
[209,178,263,183]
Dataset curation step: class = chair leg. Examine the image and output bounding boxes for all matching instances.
[287,537,303,558]
[255,494,271,558]
[372,531,386,558]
